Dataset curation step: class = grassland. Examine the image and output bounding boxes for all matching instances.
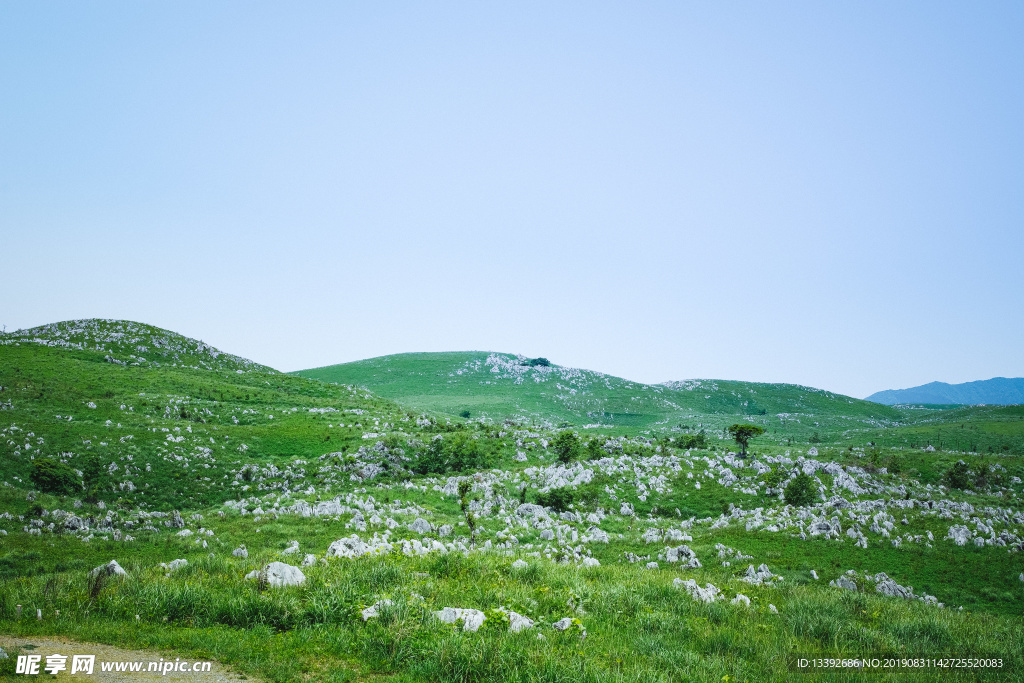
[1,320,1023,682]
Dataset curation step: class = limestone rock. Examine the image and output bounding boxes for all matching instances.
[434,607,486,632]
[89,560,128,579]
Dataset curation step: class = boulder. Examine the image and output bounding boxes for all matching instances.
[301,554,317,567]
[730,593,751,607]
[580,557,600,568]
[160,559,188,572]
[507,610,535,633]
[408,518,432,534]
[511,559,528,570]
[434,607,486,632]
[360,599,393,621]
[169,510,185,529]
[674,578,723,603]
[89,560,128,579]
[873,573,915,600]
[327,536,369,559]
[246,562,305,587]
[645,562,659,570]
[552,617,573,631]
[232,545,248,558]
[281,540,300,555]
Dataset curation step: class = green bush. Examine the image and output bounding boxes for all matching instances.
[535,487,575,512]
[552,430,581,464]
[411,433,490,475]
[943,460,971,490]
[680,431,707,450]
[29,457,80,496]
[784,471,817,507]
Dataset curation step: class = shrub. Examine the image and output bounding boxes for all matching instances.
[459,410,471,419]
[943,460,971,490]
[29,457,79,496]
[552,430,582,464]
[535,488,575,512]
[680,431,707,450]
[412,433,490,475]
[784,471,817,507]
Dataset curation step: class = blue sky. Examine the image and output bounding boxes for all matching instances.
[2,2,1022,398]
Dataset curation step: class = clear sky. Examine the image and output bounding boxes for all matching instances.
[2,2,1022,399]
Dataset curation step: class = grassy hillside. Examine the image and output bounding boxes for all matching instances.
[294,352,906,439]
[2,322,1023,682]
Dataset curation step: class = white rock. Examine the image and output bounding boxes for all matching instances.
[250,562,306,587]
[810,570,819,580]
[674,578,722,603]
[408,518,432,534]
[580,557,600,568]
[552,617,573,631]
[89,560,127,579]
[645,562,659,570]
[301,554,317,567]
[160,559,188,572]
[434,607,486,632]
[731,593,751,607]
[507,610,535,632]
[360,599,393,621]
[511,559,528,570]
[232,545,248,558]
[768,604,778,613]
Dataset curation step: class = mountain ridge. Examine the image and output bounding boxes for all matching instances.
[866,377,1024,406]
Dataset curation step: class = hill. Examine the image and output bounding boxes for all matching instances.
[867,377,1024,406]
[293,351,906,438]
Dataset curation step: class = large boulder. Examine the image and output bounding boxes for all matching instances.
[89,560,128,579]
[408,518,432,535]
[245,562,305,587]
[434,607,486,632]
[946,525,971,546]
[674,578,722,603]
[160,559,188,572]
[664,545,701,569]
[168,510,185,529]
[326,536,369,559]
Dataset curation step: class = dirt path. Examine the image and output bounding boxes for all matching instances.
[0,635,257,682]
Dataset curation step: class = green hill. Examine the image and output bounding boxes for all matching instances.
[293,351,906,438]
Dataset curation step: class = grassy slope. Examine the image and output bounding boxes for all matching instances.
[293,352,907,438]
[2,322,1023,682]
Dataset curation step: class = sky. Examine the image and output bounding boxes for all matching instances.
[2,2,1022,399]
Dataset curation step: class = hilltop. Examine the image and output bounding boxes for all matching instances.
[867,377,1024,406]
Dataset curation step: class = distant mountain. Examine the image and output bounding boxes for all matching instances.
[866,377,1024,406]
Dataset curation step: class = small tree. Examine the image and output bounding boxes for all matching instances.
[727,424,765,458]
[30,458,79,496]
[943,460,971,490]
[552,430,582,464]
[784,471,817,507]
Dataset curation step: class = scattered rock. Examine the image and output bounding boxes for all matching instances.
[434,607,486,632]
[232,545,248,558]
[731,593,750,606]
[674,578,723,603]
[89,560,127,579]
[408,518,432,534]
[360,599,393,621]
[511,559,528,570]
[245,562,306,587]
